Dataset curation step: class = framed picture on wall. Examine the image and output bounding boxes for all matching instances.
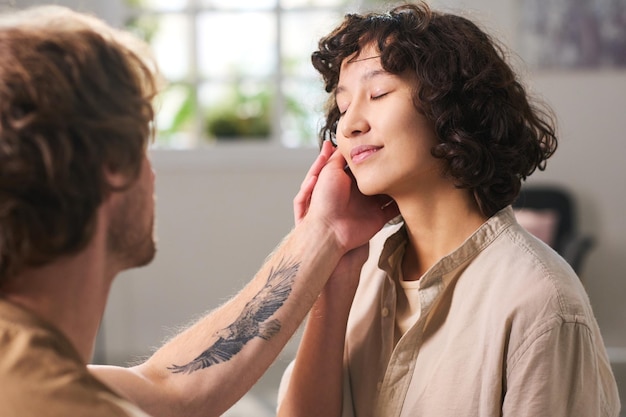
[517,0,626,69]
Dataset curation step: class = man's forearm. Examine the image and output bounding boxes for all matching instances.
[90,141,398,416]
[94,217,344,417]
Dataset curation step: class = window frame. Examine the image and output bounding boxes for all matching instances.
[124,0,376,149]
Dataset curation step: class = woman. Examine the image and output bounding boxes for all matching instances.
[278,2,620,417]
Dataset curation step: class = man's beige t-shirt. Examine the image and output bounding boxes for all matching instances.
[0,298,151,417]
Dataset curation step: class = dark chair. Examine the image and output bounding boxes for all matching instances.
[512,185,594,274]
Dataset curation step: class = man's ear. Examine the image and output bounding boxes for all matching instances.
[100,168,133,211]
[102,166,134,191]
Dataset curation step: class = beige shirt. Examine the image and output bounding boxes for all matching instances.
[280,207,620,417]
[0,298,151,417]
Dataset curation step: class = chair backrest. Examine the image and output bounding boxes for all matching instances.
[512,186,574,252]
[512,185,594,274]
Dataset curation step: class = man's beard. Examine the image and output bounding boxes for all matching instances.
[107,188,157,270]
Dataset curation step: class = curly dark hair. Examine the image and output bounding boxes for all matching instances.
[0,6,158,282]
[312,2,558,217]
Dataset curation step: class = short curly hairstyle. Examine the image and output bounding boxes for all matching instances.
[0,6,159,282]
[312,1,558,217]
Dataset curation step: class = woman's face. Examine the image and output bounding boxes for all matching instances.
[334,44,446,200]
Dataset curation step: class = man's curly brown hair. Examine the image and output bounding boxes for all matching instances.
[312,2,558,217]
[0,6,159,282]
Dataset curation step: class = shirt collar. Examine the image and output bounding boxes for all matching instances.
[377,206,517,284]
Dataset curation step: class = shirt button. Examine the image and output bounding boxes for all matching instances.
[381,307,389,317]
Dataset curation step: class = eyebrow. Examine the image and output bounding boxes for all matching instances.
[335,68,390,96]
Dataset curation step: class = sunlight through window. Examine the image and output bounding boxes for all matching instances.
[125,0,377,148]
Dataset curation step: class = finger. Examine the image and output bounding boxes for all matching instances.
[301,140,335,186]
[320,138,335,158]
[325,147,348,170]
[293,175,318,224]
[294,141,334,225]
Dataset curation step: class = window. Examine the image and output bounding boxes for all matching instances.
[124,0,380,149]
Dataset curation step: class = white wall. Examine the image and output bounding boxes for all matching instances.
[530,72,626,348]
[102,146,314,364]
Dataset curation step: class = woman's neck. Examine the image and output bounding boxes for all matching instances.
[396,188,487,280]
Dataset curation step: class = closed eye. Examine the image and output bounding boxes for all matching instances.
[372,92,389,100]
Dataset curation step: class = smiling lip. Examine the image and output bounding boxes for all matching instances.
[350,145,382,164]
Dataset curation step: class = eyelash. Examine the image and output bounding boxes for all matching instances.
[338,92,389,116]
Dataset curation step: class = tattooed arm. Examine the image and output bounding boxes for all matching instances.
[89,141,399,417]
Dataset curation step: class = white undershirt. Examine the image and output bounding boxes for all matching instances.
[395,269,422,344]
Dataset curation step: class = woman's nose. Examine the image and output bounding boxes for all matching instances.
[339,104,370,139]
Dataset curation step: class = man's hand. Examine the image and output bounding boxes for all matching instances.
[294,140,399,253]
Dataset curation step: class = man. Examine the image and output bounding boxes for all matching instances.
[0,6,399,417]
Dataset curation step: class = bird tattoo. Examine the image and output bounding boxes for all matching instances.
[167,257,300,375]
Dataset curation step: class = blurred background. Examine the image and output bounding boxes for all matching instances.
[7,0,626,415]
